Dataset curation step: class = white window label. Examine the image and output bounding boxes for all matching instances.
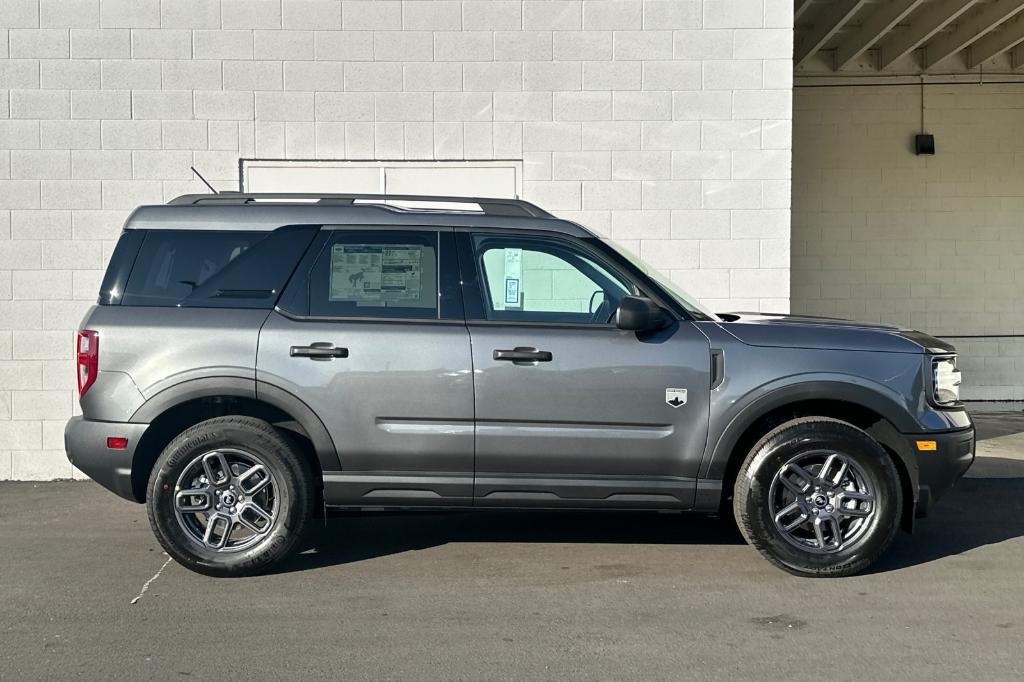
[329,244,424,304]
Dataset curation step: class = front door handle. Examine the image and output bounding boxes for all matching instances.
[290,343,349,360]
[493,347,553,365]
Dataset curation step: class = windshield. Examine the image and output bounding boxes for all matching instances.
[600,239,719,321]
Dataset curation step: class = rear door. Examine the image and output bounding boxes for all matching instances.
[459,231,711,509]
[257,227,475,506]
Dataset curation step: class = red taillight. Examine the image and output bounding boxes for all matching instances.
[106,437,128,450]
[76,330,99,397]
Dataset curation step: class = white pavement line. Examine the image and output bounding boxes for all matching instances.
[130,555,173,605]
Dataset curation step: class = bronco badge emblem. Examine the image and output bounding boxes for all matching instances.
[665,388,687,408]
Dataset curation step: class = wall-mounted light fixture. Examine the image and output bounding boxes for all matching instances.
[914,133,935,155]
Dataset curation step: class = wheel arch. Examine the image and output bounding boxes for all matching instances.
[128,378,339,502]
[707,383,920,533]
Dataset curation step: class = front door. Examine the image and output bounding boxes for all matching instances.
[257,228,475,506]
[460,232,711,509]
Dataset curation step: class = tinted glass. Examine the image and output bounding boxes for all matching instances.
[473,235,632,324]
[98,229,144,305]
[120,227,317,308]
[308,231,439,319]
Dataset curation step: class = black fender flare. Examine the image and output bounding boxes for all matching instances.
[702,378,921,492]
[129,377,341,474]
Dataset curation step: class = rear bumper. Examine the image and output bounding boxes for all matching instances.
[911,424,975,517]
[65,417,149,502]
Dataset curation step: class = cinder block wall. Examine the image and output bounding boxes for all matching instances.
[0,0,793,480]
[792,82,1024,400]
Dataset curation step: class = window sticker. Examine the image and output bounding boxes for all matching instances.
[329,244,424,305]
[503,248,522,308]
[504,277,520,306]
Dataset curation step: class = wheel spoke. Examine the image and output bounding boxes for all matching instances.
[202,451,231,486]
[780,463,814,495]
[774,501,809,533]
[820,454,838,483]
[237,463,271,496]
[203,513,233,549]
[838,504,871,518]
[837,489,874,518]
[822,454,849,486]
[237,501,273,534]
[826,517,842,548]
[175,488,212,513]
[812,517,827,548]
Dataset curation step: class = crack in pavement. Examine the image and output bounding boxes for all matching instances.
[130,555,172,605]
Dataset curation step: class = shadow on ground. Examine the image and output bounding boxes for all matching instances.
[276,507,745,574]
[869,471,1024,572]
[277,454,1024,576]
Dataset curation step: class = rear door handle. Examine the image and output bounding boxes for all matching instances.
[493,347,553,365]
[290,343,349,360]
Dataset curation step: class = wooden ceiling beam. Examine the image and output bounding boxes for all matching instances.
[924,0,1024,68]
[794,0,870,68]
[966,12,1024,67]
[835,0,927,70]
[795,0,816,22]
[1013,42,1024,68]
[877,0,980,69]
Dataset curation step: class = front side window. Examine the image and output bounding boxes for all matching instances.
[308,231,439,319]
[472,234,633,325]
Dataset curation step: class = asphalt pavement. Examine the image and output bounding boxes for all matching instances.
[1,411,1023,680]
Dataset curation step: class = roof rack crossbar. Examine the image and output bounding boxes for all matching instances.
[168,193,554,218]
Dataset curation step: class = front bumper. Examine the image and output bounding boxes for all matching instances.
[911,424,975,517]
[65,416,149,502]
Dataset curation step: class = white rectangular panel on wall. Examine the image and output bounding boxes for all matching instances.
[384,166,518,198]
[242,160,522,199]
[245,163,383,193]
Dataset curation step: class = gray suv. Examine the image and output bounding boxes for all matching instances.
[65,193,975,578]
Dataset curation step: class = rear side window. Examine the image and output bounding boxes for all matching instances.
[306,230,439,319]
[120,227,317,308]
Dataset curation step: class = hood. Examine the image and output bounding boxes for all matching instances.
[714,312,954,354]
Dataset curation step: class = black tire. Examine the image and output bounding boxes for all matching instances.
[146,416,314,577]
[733,417,902,577]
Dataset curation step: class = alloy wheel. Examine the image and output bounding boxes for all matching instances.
[768,451,877,554]
[172,449,279,553]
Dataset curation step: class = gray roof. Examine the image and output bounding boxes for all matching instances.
[123,194,597,238]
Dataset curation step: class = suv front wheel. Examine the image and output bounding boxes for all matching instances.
[147,416,314,577]
[733,417,902,577]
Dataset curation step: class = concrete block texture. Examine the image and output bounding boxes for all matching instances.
[792,83,1024,399]
[0,0,792,479]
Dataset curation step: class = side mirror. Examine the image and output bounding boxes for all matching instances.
[615,295,668,331]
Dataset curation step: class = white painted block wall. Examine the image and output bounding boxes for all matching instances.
[0,0,793,480]
[792,82,1024,400]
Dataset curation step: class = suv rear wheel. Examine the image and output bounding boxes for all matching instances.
[733,417,902,577]
[147,416,314,577]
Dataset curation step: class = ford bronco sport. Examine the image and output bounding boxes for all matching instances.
[65,193,975,578]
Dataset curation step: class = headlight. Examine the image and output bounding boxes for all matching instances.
[932,356,961,405]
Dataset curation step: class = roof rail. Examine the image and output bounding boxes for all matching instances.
[167,193,554,219]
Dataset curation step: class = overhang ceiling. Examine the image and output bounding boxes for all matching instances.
[795,0,1024,75]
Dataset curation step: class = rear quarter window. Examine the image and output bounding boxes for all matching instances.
[120,227,317,308]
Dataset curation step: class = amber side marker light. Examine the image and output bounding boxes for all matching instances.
[916,440,937,452]
[107,437,128,450]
